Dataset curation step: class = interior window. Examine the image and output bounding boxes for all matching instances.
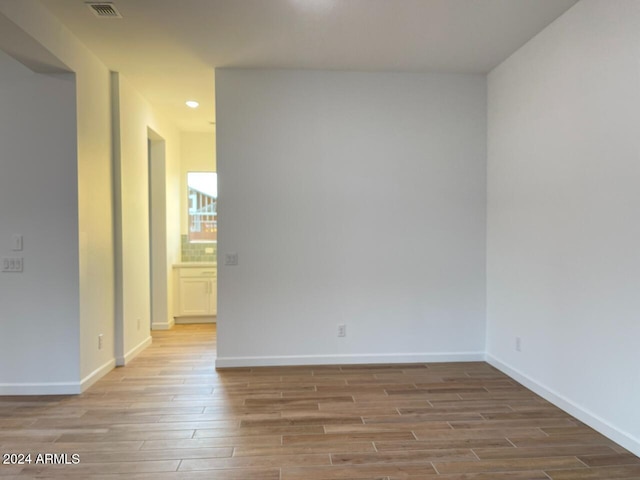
[187,172,217,243]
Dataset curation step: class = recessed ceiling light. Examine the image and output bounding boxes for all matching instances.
[186,100,199,109]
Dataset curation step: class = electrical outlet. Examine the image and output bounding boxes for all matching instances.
[2,257,23,272]
[337,324,346,337]
[98,334,104,350]
[515,336,522,352]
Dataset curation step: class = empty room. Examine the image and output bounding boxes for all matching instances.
[0,0,639,478]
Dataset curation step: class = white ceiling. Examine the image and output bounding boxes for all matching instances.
[38,0,578,132]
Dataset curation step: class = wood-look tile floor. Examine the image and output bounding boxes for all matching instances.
[1,324,638,479]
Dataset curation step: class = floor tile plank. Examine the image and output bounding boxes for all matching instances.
[0,324,636,479]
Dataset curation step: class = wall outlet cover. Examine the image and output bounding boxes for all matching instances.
[337,324,346,337]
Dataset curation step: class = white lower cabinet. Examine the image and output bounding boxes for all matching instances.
[174,265,217,322]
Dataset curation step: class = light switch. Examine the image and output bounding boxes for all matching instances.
[2,257,23,272]
[11,234,23,251]
[224,253,238,266]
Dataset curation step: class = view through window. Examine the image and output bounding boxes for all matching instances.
[188,172,217,243]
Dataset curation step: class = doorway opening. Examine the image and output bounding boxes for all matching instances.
[148,128,170,331]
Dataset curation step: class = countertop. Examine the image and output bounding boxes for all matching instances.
[172,262,217,268]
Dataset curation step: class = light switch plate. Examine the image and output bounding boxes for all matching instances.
[11,234,23,251]
[2,257,23,272]
[224,253,238,266]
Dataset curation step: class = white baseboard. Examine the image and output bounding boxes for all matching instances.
[215,351,485,368]
[486,354,640,457]
[152,317,175,330]
[175,317,216,324]
[116,336,152,366]
[80,358,116,392]
[0,358,117,395]
[0,382,81,395]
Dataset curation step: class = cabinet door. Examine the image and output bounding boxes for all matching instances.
[179,278,211,316]
[209,278,217,315]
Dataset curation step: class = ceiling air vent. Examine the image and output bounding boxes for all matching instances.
[86,2,122,18]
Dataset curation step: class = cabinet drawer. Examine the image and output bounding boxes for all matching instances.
[179,267,217,278]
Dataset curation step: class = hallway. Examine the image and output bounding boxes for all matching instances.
[0,325,638,479]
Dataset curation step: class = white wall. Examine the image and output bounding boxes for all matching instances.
[0,50,80,393]
[149,132,171,331]
[0,0,183,391]
[75,40,115,386]
[180,131,217,235]
[487,0,640,456]
[113,73,182,354]
[216,69,487,367]
[0,0,115,392]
